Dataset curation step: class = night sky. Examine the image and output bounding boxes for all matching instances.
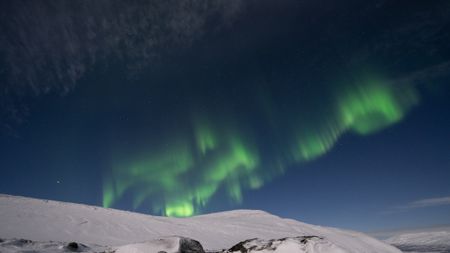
[1,0,450,232]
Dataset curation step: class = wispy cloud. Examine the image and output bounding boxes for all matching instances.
[0,0,244,95]
[0,0,244,134]
[384,196,450,214]
[402,197,450,209]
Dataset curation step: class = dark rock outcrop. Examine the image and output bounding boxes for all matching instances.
[65,241,88,252]
[67,242,79,251]
[226,236,323,253]
[179,237,205,253]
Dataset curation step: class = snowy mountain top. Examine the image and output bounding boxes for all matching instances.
[0,194,401,252]
[382,228,450,253]
[385,231,450,246]
[194,209,273,218]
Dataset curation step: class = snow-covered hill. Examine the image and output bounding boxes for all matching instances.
[0,194,400,252]
[385,229,450,253]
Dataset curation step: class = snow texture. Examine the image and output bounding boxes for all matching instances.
[115,236,205,253]
[0,194,400,252]
[385,230,450,253]
[0,239,107,253]
[225,236,347,253]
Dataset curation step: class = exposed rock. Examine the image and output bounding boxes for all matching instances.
[225,236,346,253]
[228,239,256,253]
[115,236,205,253]
[0,239,100,253]
[65,241,89,252]
[179,237,205,253]
[67,242,79,251]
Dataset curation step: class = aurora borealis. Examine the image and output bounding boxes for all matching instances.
[1,0,450,231]
[101,73,421,216]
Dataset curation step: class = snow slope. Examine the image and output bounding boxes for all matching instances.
[0,194,400,252]
[385,229,450,253]
[115,237,205,253]
[225,236,348,253]
[386,231,450,247]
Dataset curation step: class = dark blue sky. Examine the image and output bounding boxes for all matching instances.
[0,0,449,232]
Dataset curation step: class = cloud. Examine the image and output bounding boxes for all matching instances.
[394,60,450,86]
[0,0,244,133]
[403,197,450,209]
[0,0,244,94]
[384,196,450,214]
